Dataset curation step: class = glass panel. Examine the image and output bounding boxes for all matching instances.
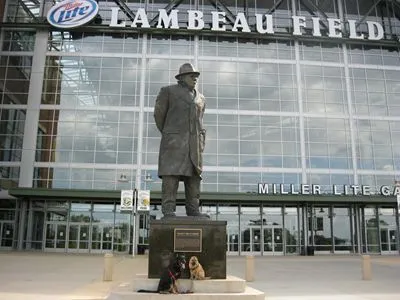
[31,211,44,250]
[1,222,14,247]
[70,202,91,222]
[56,224,66,249]
[284,207,299,254]
[80,225,89,249]
[45,223,55,248]
[0,210,15,220]
[68,225,79,249]
[364,207,379,253]
[46,211,67,222]
[264,228,272,252]
[113,222,130,252]
[309,207,332,252]
[240,206,261,253]
[333,207,352,252]
[389,230,398,251]
[380,228,389,251]
[218,205,239,253]
[92,211,114,224]
[252,228,261,252]
[103,226,113,250]
[91,225,102,250]
[273,227,283,252]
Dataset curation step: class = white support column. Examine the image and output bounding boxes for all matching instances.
[133,33,148,256]
[17,200,28,250]
[19,30,48,187]
[337,0,358,185]
[291,0,307,184]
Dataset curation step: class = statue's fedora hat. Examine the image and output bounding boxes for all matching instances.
[175,63,200,79]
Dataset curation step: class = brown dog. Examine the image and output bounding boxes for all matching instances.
[189,256,209,280]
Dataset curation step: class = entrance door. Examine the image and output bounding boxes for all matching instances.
[381,227,398,254]
[0,221,14,249]
[91,224,113,253]
[251,228,261,252]
[68,223,90,253]
[241,226,261,255]
[227,226,239,254]
[263,226,283,255]
[45,223,67,252]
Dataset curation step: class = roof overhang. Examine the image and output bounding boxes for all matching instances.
[7,188,397,205]
[0,189,17,200]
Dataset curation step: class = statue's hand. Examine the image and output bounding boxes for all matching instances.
[200,129,206,152]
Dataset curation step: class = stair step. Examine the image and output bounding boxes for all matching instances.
[107,286,265,300]
[132,274,246,294]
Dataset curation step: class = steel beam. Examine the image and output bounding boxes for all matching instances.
[356,0,383,28]
[149,0,185,26]
[208,0,237,25]
[114,0,136,22]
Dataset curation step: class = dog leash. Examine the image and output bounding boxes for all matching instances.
[168,269,176,281]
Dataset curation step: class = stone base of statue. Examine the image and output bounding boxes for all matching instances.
[106,217,265,299]
[148,217,227,279]
[107,275,265,300]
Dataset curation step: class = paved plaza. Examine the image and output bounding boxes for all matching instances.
[0,252,399,300]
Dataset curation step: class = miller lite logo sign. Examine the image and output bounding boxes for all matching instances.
[47,0,99,29]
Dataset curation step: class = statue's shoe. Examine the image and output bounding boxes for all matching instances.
[161,213,176,219]
[187,213,210,218]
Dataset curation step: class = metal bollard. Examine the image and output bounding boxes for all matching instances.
[103,253,114,281]
[245,255,255,282]
[361,255,372,280]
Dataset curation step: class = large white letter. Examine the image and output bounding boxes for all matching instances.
[348,20,364,39]
[211,11,226,31]
[258,183,269,194]
[232,12,250,32]
[328,18,342,38]
[312,17,321,37]
[156,9,179,29]
[367,21,384,40]
[110,7,126,27]
[255,14,274,34]
[188,10,204,30]
[292,16,306,36]
[131,8,150,28]
[380,185,390,196]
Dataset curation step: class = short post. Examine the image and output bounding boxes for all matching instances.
[103,253,114,281]
[245,255,255,282]
[361,255,372,280]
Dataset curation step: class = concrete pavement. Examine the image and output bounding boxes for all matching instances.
[0,252,400,300]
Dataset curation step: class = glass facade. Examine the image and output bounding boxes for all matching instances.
[0,0,399,255]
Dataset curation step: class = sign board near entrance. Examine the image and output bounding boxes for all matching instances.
[137,190,150,212]
[120,190,134,212]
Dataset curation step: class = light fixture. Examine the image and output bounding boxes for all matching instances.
[145,173,153,182]
[118,173,128,182]
[319,208,325,213]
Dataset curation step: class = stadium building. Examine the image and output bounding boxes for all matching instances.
[0,0,399,256]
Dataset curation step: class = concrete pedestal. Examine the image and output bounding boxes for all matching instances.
[107,274,265,300]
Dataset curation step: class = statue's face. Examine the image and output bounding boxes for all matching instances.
[181,73,199,90]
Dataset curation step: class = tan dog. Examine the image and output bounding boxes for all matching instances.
[189,256,209,280]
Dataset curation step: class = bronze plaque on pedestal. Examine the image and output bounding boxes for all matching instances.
[174,228,202,252]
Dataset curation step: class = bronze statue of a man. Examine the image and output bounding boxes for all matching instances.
[154,63,208,218]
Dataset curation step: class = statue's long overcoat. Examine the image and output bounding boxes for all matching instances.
[154,83,206,178]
